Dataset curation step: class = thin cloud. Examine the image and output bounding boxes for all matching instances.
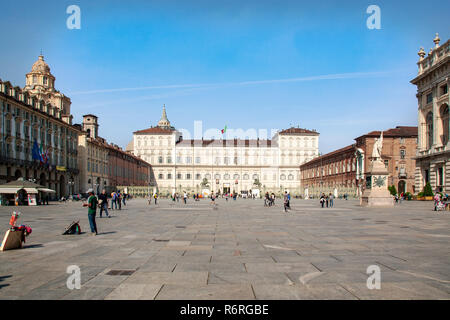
[69,70,398,96]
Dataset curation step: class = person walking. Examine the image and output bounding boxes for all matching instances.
[320,193,325,208]
[83,188,98,235]
[111,191,117,210]
[116,191,122,210]
[287,192,291,209]
[122,193,127,206]
[283,191,289,213]
[183,191,187,204]
[98,189,110,218]
[434,192,441,211]
[154,193,158,205]
[329,193,334,208]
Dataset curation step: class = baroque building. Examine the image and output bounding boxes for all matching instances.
[131,106,319,196]
[77,114,152,194]
[411,34,449,194]
[0,55,81,199]
[300,126,418,198]
[300,144,357,198]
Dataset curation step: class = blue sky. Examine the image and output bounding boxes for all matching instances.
[1,0,449,153]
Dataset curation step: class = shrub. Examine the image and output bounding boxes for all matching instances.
[388,185,397,196]
[423,182,434,197]
[418,192,424,197]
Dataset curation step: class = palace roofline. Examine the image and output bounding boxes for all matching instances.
[356,126,418,139]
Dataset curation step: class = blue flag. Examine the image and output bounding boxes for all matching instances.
[32,141,42,161]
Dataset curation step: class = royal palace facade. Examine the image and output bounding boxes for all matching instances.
[130,106,319,196]
[411,34,449,194]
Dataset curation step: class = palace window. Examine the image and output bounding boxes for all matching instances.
[196,174,201,180]
[224,174,230,180]
[441,105,449,145]
[167,173,172,179]
[400,149,406,159]
[167,156,172,164]
[185,157,192,164]
[280,174,286,181]
[426,111,433,149]
[441,84,448,96]
[426,93,433,104]
[158,156,163,164]
[177,173,182,179]
[186,174,191,179]
[288,174,294,181]
[214,174,221,179]
[195,157,201,164]
[158,174,163,179]
[243,174,249,180]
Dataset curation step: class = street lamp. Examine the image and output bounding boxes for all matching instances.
[68,179,75,195]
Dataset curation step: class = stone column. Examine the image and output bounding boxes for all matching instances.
[432,84,439,150]
[430,162,437,191]
[445,160,450,193]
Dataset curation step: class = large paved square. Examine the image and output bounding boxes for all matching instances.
[0,198,449,300]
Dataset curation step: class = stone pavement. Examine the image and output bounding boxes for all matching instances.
[0,198,449,300]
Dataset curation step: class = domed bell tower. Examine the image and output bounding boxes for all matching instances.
[82,114,99,139]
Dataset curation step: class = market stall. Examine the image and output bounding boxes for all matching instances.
[0,178,55,206]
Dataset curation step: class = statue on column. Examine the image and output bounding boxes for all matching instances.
[371,132,383,161]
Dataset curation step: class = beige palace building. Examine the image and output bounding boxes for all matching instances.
[130,106,319,196]
[411,34,449,194]
[0,55,81,199]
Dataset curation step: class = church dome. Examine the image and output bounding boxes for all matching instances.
[31,55,51,74]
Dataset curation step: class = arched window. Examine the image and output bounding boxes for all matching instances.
[426,111,433,149]
[441,105,449,146]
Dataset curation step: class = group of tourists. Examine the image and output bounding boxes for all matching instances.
[434,192,449,211]
[83,189,128,236]
[319,193,334,208]
[264,192,276,207]
[168,192,195,204]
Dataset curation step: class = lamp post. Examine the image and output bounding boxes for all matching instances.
[68,179,75,195]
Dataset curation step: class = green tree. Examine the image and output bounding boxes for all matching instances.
[388,185,397,196]
[423,182,434,196]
